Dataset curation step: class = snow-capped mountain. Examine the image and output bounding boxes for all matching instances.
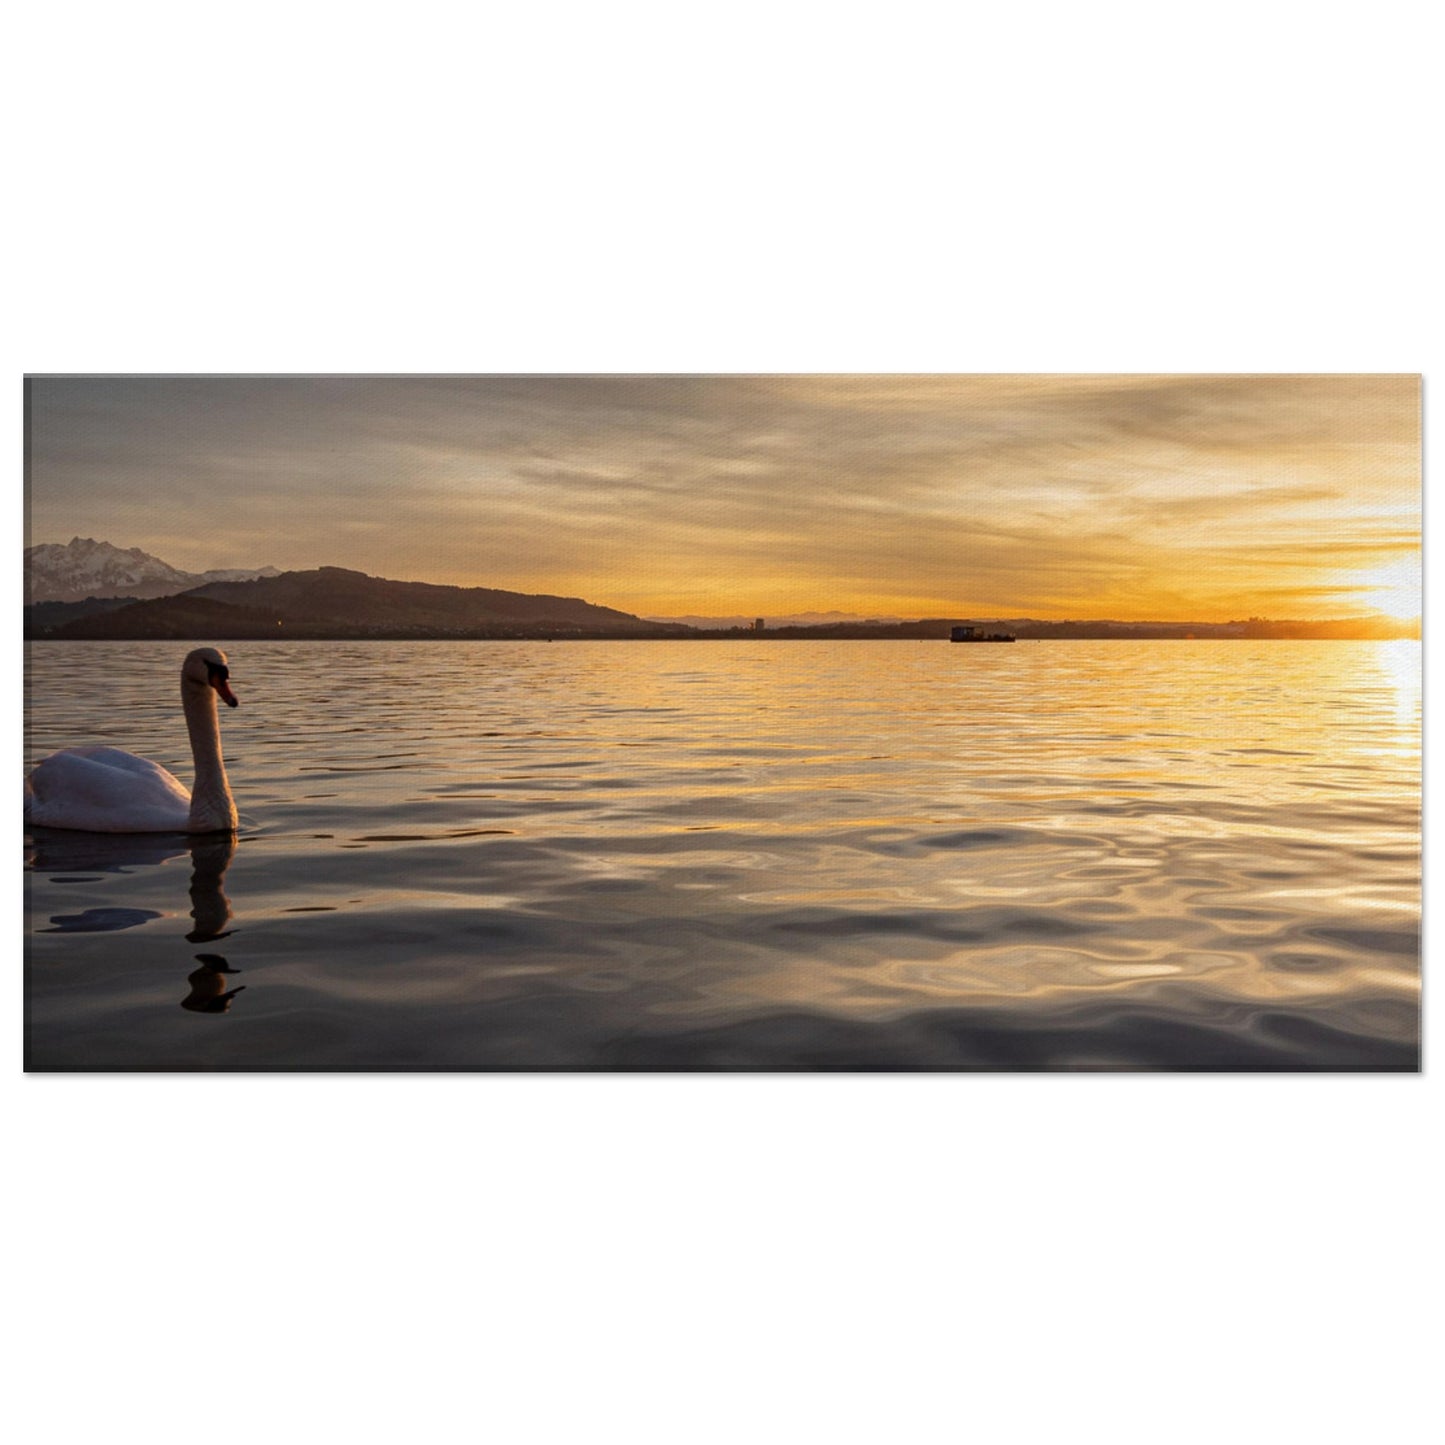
[25,537,281,603]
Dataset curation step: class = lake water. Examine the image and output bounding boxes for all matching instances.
[23,639,1420,1070]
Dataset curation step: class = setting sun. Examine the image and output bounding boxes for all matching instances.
[1351,556,1422,621]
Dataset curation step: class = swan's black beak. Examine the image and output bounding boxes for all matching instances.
[207,666,238,707]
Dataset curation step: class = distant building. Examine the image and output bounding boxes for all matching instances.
[754,618,765,632]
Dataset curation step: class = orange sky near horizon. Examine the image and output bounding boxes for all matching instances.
[27,374,1421,622]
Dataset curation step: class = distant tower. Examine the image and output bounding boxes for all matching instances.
[754,618,765,632]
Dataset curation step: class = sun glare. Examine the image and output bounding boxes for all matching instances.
[1353,557,1422,620]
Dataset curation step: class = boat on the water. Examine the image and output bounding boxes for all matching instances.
[950,624,1015,643]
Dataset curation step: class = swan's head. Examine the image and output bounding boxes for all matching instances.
[183,647,239,708]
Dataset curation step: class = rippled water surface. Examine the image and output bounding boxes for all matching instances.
[24,640,1420,1069]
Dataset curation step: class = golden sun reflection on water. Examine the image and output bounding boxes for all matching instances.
[1372,638,1422,740]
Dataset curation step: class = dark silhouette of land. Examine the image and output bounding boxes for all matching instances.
[691,615,1418,641]
[22,566,1419,641]
[26,567,692,640]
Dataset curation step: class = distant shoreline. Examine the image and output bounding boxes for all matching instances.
[25,561,1417,644]
[24,629,1417,643]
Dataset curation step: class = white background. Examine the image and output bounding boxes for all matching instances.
[6,3,1438,1442]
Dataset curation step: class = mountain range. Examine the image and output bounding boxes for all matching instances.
[26,564,687,640]
[25,537,281,603]
[23,538,686,639]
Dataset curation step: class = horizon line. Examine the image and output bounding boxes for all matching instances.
[24,543,1420,629]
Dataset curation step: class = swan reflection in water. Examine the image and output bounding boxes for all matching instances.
[182,836,236,943]
[179,838,246,1011]
[28,829,246,1013]
[181,953,246,1013]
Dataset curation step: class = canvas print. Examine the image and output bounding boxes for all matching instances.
[23,375,1421,1070]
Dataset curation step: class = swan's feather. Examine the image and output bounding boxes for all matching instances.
[24,747,193,833]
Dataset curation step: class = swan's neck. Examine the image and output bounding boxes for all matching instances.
[187,836,236,940]
[183,686,237,832]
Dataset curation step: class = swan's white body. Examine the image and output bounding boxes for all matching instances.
[24,647,240,834]
[25,746,198,832]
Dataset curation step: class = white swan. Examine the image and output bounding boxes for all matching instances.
[25,647,241,834]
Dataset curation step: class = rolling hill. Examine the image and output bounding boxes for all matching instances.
[28,567,690,640]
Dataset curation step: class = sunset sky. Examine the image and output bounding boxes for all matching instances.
[26,374,1420,621]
